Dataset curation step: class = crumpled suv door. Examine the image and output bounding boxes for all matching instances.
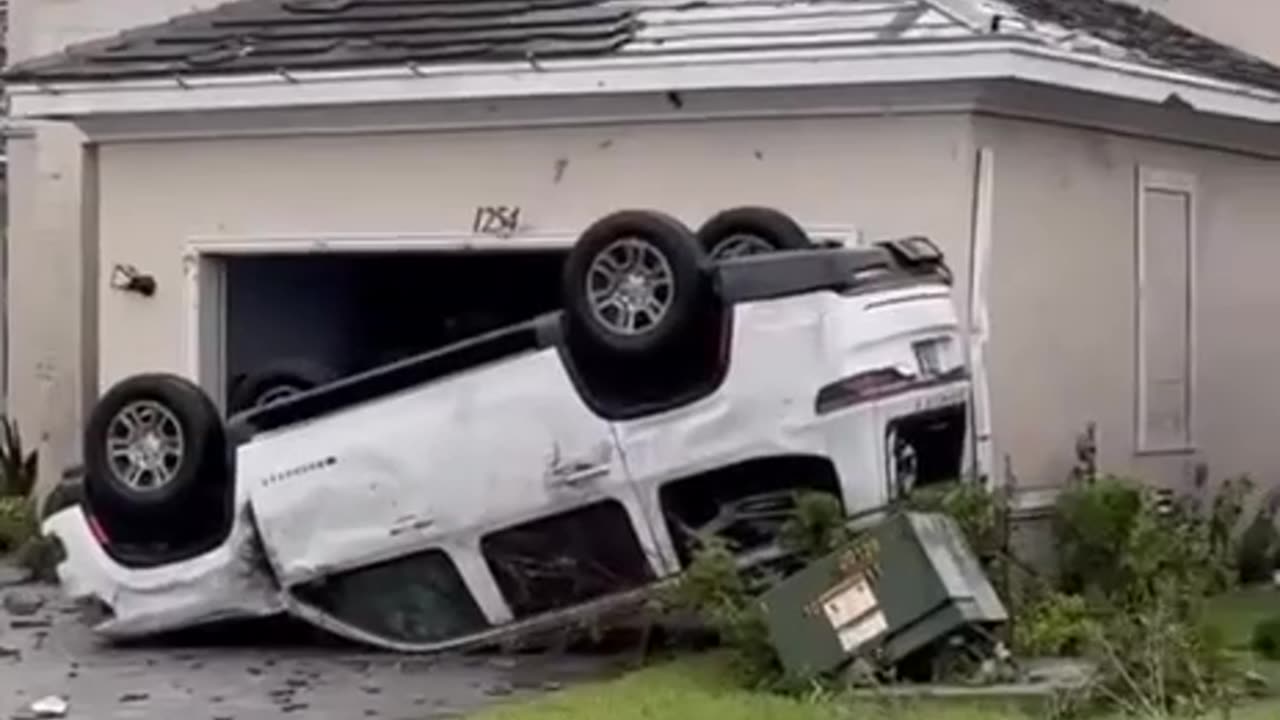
[237,345,652,651]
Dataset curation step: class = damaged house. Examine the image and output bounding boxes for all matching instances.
[7,0,1280,517]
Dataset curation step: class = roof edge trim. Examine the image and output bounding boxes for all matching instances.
[9,40,1280,124]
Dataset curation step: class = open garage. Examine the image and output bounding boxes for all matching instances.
[219,250,566,414]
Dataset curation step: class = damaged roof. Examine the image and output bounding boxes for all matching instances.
[994,0,1280,94]
[5,0,1280,98]
[4,0,641,82]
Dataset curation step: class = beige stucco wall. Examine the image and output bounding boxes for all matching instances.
[92,113,977,388]
[976,116,1280,493]
[5,0,232,493]
[1130,0,1280,64]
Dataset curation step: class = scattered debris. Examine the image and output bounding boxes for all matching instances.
[2,592,45,617]
[0,564,34,589]
[485,683,514,697]
[27,696,68,719]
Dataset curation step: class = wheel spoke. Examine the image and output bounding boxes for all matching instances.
[642,295,667,320]
[619,304,638,332]
[107,437,133,458]
[125,464,147,488]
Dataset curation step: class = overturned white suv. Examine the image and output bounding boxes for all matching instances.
[44,207,970,651]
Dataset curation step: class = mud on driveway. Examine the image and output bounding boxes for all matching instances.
[0,573,628,720]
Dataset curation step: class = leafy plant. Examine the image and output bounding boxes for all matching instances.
[1053,476,1145,598]
[1237,493,1280,585]
[778,491,852,562]
[1044,471,1259,716]
[658,537,781,687]
[0,495,37,552]
[1251,614,1280,661]
[1085,593,1241,718]
[0,417,37,498]
[906,480,1006,561]
[1013,591,1094,657]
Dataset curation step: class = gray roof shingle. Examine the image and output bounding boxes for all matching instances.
[998,0,1280,93]
[4,0,640,82]
[5,0,1280,99]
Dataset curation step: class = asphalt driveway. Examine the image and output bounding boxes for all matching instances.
[0,565,626,720]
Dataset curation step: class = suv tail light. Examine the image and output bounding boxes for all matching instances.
[86,512,111,547]
[815,367,913,414]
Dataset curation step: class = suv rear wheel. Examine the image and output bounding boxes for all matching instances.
[83,373,228,543]
[562,210,712,358]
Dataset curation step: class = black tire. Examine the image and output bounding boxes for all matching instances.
[562,210,711,357]
[228,358,341,413]
[696,206,814,259]
[83,373,228,535]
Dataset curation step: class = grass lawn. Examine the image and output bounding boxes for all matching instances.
[1206,584,1280,650]
[475,586,1280,720]
[473,652,1280,720]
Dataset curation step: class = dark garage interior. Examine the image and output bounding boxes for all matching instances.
[223,250,567,411]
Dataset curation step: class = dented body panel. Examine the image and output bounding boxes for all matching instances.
[44,502,283,638]
[45,265,971,650]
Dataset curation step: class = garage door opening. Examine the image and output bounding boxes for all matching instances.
[220,250,567,413]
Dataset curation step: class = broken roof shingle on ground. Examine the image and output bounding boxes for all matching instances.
[5,0,1280,96]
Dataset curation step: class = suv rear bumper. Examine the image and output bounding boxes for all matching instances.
[41,504,283,638]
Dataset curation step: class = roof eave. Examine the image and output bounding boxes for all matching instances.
[8,40,1280,125]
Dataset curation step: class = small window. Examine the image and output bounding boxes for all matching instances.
[1135,168,1196,453]
[293,549,488,644]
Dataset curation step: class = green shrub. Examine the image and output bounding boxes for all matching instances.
[1047,474,1253,715]
[906,480,1007,560]
[1053,476,1145,597]
[778,491,852,562]
[1238,495,1279,585]
[1086,594,1241,718]
[0,495,37,552]
[1054,475,1243,608]
[1251,614,1280,661]
[1013,592,1095,657]
[658,537,781,687]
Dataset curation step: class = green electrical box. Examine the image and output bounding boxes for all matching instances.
[758,511,1007,679]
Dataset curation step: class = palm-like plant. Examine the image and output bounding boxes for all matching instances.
[0,417,38,498]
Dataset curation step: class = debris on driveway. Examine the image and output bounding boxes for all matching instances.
[22,696,68,719]
[2,584,626,720]
[0,562,31,589]
[3,591,45,617]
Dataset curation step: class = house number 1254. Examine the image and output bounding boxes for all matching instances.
[473,206,522,236]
